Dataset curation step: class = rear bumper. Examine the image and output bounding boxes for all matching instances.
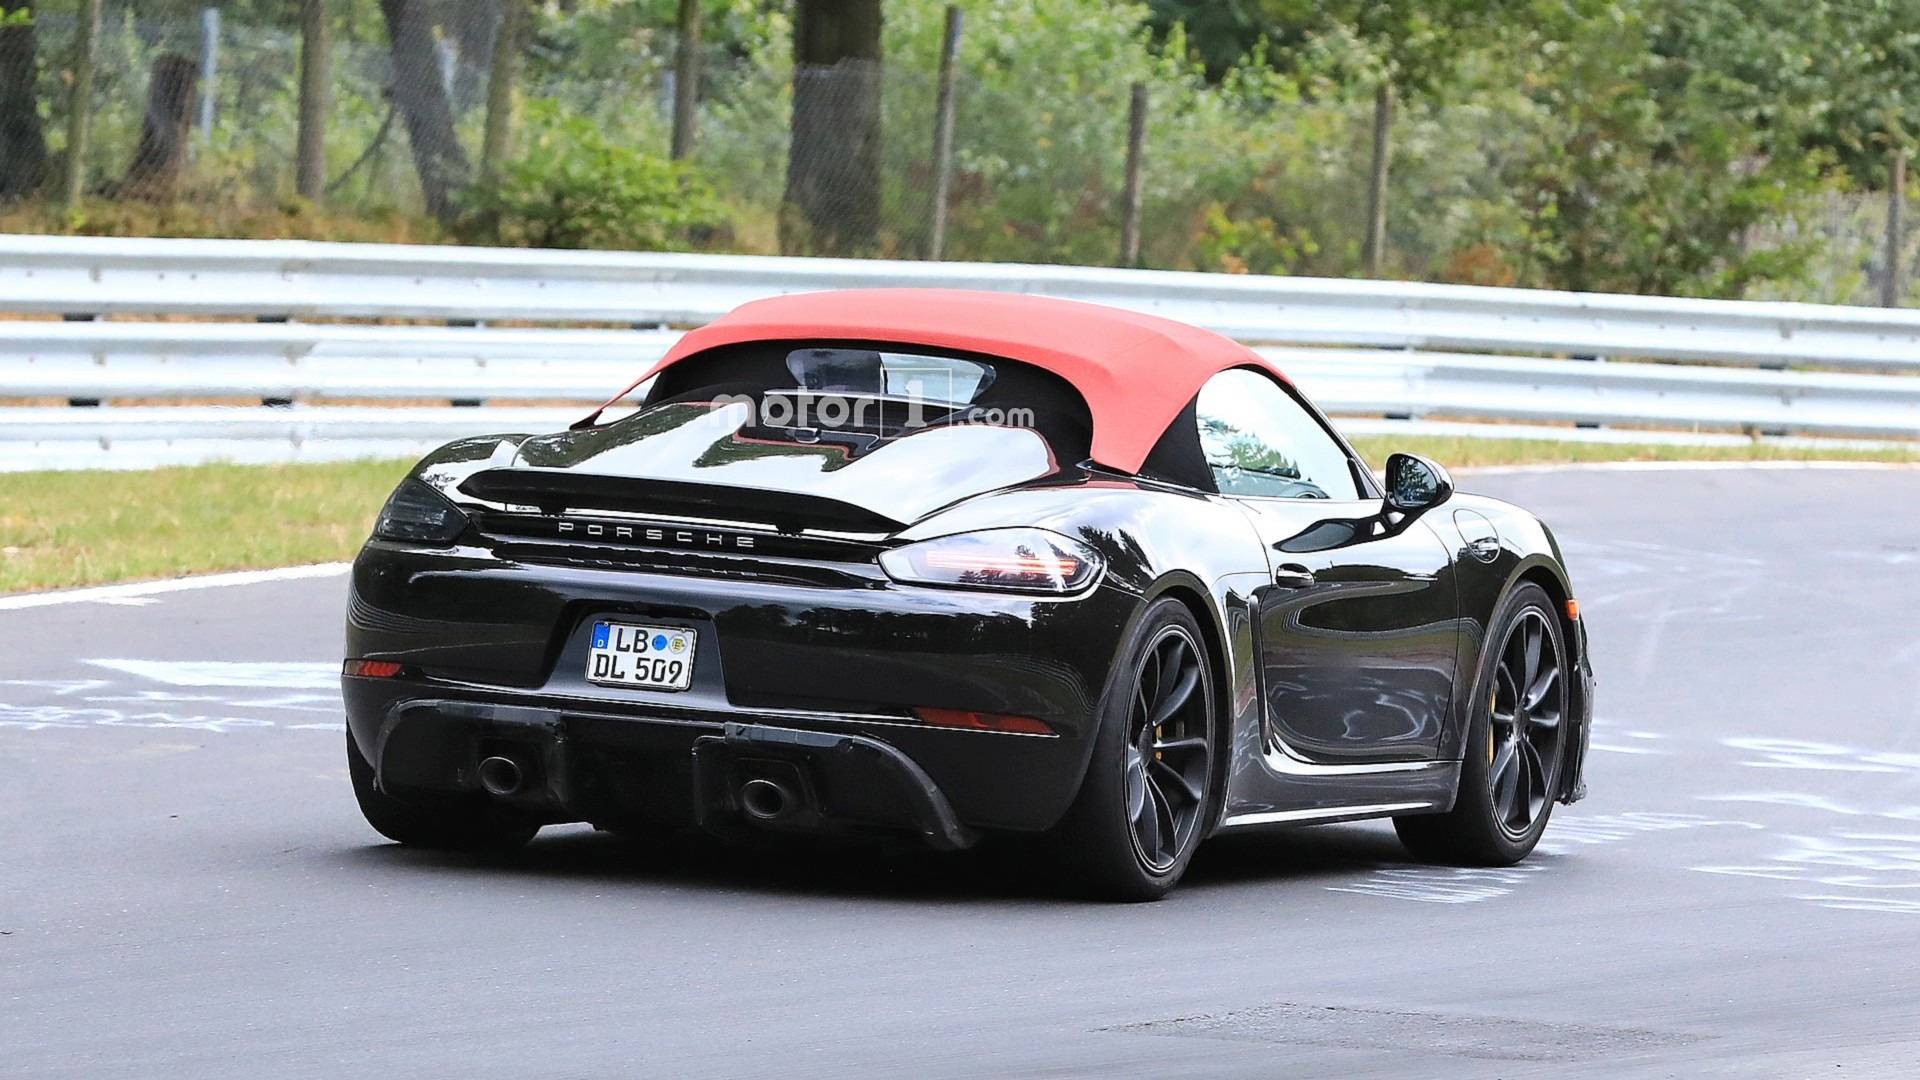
[693,723,977,850]
[351,691,977,848]
[344,541,1142,837]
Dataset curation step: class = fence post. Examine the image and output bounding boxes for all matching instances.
[670,0,700,159]
[296,0,329,200]
[1363,82,1392,277]
[1119,82,1147,268]
[926,5,962,260]
[60,0,102,211]
[481,0,526,182]
[197,7,219,144]
[1884,149,1908,308]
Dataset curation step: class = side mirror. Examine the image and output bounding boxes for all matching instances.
[1384,453,1453,515]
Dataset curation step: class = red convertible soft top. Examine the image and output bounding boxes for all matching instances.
[621,289,1285,475]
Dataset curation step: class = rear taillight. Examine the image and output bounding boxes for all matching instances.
[372,479,469,544]
[342,659,404,678]
[878,528,1102,594]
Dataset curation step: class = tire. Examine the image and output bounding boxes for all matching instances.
[346,730,540,852]
[1051,597,1220,902]
[1395,582,1568,865]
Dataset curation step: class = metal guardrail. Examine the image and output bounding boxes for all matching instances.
[3,234,1917,470]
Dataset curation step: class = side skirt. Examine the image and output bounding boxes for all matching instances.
[1213,754,1460,835]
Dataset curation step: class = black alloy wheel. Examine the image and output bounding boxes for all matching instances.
[1124,625,1213,873]
[1487,607,1565,841]
[1053,597,1219,901]
[1395,582,1568,865]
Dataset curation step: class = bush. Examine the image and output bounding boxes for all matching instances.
[463,100,727,251]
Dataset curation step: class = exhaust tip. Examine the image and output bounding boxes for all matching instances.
[739,777,793,822]
[478,755,525,797]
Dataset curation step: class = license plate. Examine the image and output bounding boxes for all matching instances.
[586,621,696,691]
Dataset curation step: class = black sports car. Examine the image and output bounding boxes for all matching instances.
[343,289,1591,900]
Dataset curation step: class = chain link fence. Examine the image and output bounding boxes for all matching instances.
[0,1,1911,306]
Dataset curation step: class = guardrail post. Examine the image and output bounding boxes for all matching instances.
[1572,354,1604,427]
[255,314,292,406]
[1119,82,1147,268]
[59,312,99,407]
[926,5,962,261]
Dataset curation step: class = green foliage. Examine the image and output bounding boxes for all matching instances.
[1634,0,1920,182]
[1466,4,1836,296]
[1194,200,1318,276]
[877,0,1201,264]
[1146,0,1524,93]
[0,0,1898,301]
[461,99,725,250]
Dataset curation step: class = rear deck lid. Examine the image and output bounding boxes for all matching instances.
[460,399,1059,533]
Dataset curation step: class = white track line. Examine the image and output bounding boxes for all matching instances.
[1460,460,1920,476]
[0,563,351,611]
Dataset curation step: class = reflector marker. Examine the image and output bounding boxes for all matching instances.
[914,708,1055,736]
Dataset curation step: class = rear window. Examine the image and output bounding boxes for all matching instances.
[644,341,1092,464]
[786,348,995,406]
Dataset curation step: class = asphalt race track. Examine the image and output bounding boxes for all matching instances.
[6,466,1919,1078]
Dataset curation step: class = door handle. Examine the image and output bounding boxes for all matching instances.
[1273,564,1316,588]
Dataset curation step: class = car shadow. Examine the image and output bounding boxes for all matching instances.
[333,818,1432,905]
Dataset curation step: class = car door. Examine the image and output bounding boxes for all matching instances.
[1194,368,1461,764]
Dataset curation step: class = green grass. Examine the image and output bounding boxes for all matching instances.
[0,437,1913,594]
[0,458,412,594]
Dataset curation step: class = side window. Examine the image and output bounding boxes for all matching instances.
[1196,368,1362,500]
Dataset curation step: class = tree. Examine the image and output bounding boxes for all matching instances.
[781,0,882,255]
[0,2,47,201]
[1642,0,1920,185]
[114,53,198,200]
[1485,2,1830,297]
[1149,1,1523,274]
[380,0,470,225]
[1146,0,1519,94]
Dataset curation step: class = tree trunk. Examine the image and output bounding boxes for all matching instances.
[0,1,48,200]
[116,54,198,200]
[479,0,525,183]
[381,0,470,225]
[781,0,882,256]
